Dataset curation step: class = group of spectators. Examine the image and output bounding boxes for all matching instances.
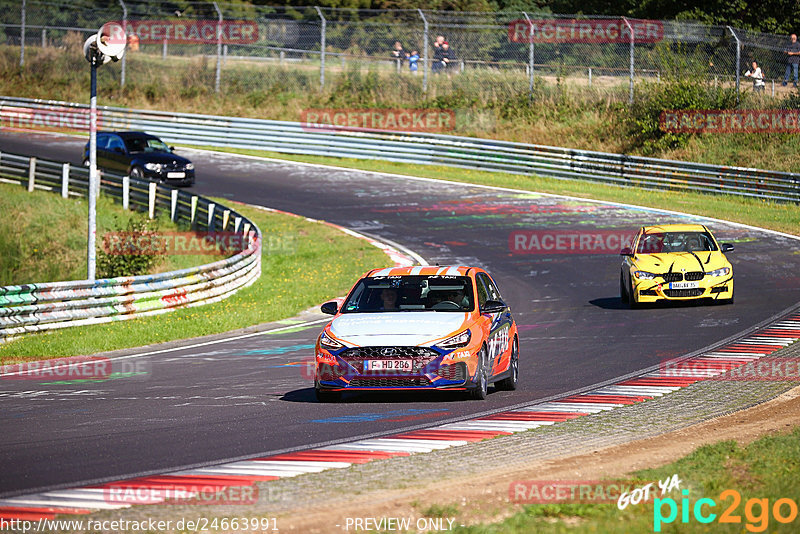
[744,33,800,92]
[390,35,456,75]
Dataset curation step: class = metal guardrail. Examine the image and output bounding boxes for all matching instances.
[1,96,799,204]
[0,150,261,340]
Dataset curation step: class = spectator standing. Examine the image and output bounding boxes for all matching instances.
[432,35,445,74]
[391,41,406,71]
[745,61,765,92]
[441,41,456,76]
[408,50,419,74]
[782,34,800,87]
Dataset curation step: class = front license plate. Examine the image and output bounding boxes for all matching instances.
[669,281,699,289]
[364,359,412,371]
[167,172,185,178]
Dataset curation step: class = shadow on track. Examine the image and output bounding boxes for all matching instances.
[281,387,481,404]
[589,297,732,310]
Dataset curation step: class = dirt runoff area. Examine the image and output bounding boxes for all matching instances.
[278,385,800,532]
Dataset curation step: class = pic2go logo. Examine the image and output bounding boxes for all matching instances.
[654,489,798,532]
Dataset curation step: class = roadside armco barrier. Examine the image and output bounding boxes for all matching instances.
[0,150,261,340]
[1,95,799,203]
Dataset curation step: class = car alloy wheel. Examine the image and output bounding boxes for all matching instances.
[129,166,144,180]
[496,337,518,391]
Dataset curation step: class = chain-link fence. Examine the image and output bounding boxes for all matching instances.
[2,1,800,105]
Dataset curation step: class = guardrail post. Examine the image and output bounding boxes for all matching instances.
[61,163,69,198]
[119,0,127,88]
[122,174,129,210]
[243,222,251,236]
[622,17,634,104]
[19,0,25,67]
[170,189,178,221]
[234,216,242,233]
[222,209,230,230]
[727,26,741,105]
[417,9,428,93]
[213,1,222,94]
[27,157,36,192]
[522,12,535,99]
[207,202,216,230]
[588,67,592,87]
[148,182,156,219]
[314,6,326,89]
[190,195,198,227]
[41,28,46,48]
[162,38,167,59]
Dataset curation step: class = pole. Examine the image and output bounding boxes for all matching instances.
[728,26,741,105]
[417,9,428,92]
[88,56,98,282]
[213,2,222,93]
[119,0,127,87]
[20,0,26,66]
[522,12,535,99]
[622,17,634,104]
[314,6,326,88]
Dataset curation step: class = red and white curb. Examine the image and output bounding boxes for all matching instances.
[2,313,798,521]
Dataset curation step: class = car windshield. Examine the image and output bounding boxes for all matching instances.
[636,231,718,254]
[123,136,171,154]
[342,275,475,313]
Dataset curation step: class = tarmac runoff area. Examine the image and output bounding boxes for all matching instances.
[72,329,800,533]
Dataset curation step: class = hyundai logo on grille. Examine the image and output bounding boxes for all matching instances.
[381,348,399,356]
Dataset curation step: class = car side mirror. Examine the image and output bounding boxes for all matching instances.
[481,299,507,314]
[170,146,176,152]
[721,243,734,253]
[320,301,338,315]
[620,247,633,256]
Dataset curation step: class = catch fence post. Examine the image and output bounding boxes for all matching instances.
[522,12,535,98]
[727,27,741,105]
[119,0,127,87]
[315,6,326,88]
[417,9,428,93]
[213,1,222,93]
[622,17,634,104]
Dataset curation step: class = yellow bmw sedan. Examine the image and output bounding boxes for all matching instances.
[620,224,734,307]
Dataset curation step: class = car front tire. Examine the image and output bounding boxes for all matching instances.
[129,166,145,180]
[469,347,489,400]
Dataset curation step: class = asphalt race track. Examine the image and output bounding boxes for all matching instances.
[2,131,800,497]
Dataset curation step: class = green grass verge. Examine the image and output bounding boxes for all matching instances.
[191,147,800,237]
[455,427,800,533]
[0,200,393,361]
[0,182,207,285]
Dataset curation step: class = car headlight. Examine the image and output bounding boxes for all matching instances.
[185,163,194,170]
[708,267,731,277]
[319,331,344,351]
[438,329,471,349]
[144,163,163,172]
[633,270,657,280]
